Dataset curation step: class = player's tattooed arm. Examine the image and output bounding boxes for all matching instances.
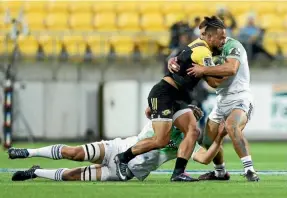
[204,76,228,88]
[189,58,240,77]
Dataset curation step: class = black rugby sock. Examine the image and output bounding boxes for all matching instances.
[172,157,188,176]
[121,147,137,163]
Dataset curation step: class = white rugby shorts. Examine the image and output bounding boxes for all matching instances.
[209,91,254,123]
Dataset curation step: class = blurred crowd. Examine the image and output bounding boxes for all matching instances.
[167,7,277,68]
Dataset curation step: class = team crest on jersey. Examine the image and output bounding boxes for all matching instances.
[203,57,213,66]
[229,48,240,57]
[162,109,171,116]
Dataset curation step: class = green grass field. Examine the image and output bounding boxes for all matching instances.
[0,142,286,198]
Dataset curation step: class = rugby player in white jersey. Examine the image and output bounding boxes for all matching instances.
[9,106,226,182]
[168,16,259,182]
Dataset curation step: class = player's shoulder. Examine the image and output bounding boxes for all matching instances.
[225,37,243,48]
[178,39,211,63]
[223,37,244,57]
[193,45,211,55]
[188,39,211,57]
[188,38,205,47]
[188,38,211,52]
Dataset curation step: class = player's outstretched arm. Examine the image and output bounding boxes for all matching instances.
[192,123,227,165]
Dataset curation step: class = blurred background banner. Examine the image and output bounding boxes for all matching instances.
[0,0,287,145]
[0,80,285,141]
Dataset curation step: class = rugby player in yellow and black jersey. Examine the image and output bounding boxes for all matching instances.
[114,16,227,182]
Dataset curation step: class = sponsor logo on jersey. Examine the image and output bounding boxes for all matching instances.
[229,48,241,57]
[162,109,171,116]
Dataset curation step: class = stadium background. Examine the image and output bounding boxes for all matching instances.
[0,1,286,197]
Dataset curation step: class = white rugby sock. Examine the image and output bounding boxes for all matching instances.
[34,168,67,181]
[27,145,65,160]
[214,163,227,177]
[241,155,255,173]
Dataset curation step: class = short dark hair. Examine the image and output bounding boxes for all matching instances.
[199,16,225,33]
[199,19,207,29]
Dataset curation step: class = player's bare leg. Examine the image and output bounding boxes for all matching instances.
[8,143,105,164]
[225,109,259,181]
[170,111,199,182]
[131,121,172,154]
[199,119,230,180]
[11,164,112,182]
[114,121,172,181]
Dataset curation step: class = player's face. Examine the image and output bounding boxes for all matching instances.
[208,28,226,51]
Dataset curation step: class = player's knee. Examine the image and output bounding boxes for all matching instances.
[154,136,170,148]
[225,123,241,137]
[62,146,84,161]
[72,147,85,161]
[62,169,79,181]
[185,125,199,139]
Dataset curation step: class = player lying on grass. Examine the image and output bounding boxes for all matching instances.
[10,106,227,182]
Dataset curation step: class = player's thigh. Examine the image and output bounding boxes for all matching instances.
[152,121,172,144]
[77,142,105,163]
[222,96,254,132]
[208,103,225,126]
[148,80,177,122]
[205,118,220,140]
[148,80,177,144]
[225,109,248,133]
[71,165,104,181]
[62,166,101,181]
[173,109,198,137]
[100,138,123,166]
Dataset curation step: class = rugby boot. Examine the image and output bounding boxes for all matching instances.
[198,171,230,181]
[8,148,29,159]
[170,173,199,182]
[12,165,40,181]
[114,154,128,181]
[244,170,260,182]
